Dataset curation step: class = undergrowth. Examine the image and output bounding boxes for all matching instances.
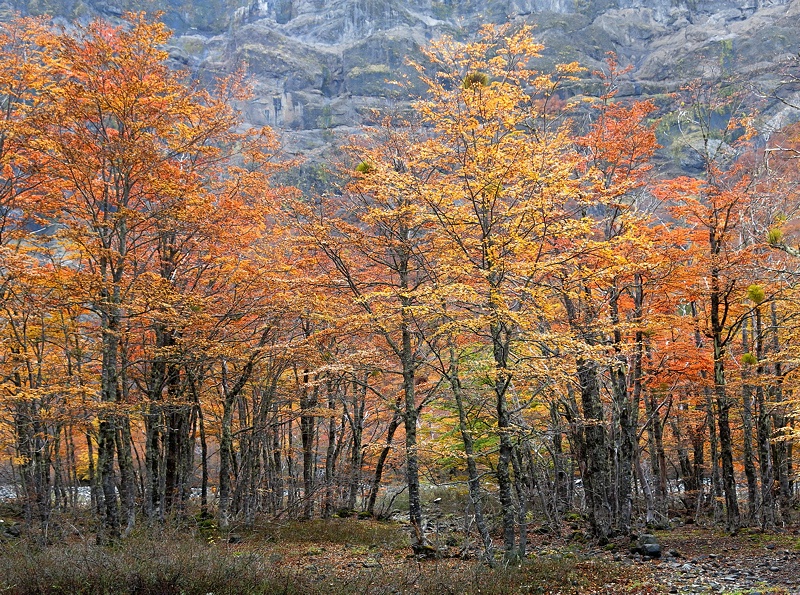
[0,521,653,595]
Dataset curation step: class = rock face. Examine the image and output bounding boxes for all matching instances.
[7,0,800,165]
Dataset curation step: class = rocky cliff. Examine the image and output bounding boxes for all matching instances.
[5,0,800,172]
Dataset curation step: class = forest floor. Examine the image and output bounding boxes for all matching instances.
[594,524,799,595]
[1,514,800,594]
[244,519,799,595]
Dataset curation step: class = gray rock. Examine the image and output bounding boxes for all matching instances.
[641,542,662,558]
[635,534,661,558]
[8,0,799,176]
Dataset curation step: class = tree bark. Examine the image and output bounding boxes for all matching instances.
[366,397,401,518]
[299,367,318,519]
[741,320,759,522]
[577,358,612,542]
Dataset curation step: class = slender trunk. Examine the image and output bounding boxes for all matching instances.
[769,302,791,513]
[550,403,568,517]
[492,315,518,558]
[634,446,656,525]
[448,344,494,563]
[97,418,119,539]
[116,415,136,536]
[398,254,424,546]
[671,417,695,513]
[300,369,318,519]
[144,403,161,520]
[346,378,365,511]
[710,240,739,531]
[510,444,528,557]
[401,323,424,546]
[630,285,652,524]
[325,381,338,518]
[644,388,666,519]
[366,398,401,518]
[741,319,758,522]
[218,391,234,527]
[287,408,296,508]
[712,337,739,530]
[272,401,284,512]
[692,302,722,521]
[187,371,209,517]
[691,420,706,504]
[87,432,102,518]
[706,387,724,521]
[753,305,775,529]
[98,305,121,539]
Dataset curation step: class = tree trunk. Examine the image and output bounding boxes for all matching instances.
[550,402,569,517]
[346,378,365,511]
[769,302,791,515]
[401,322,424,546]
[116,415,136,536]
[491,313,519,559]
[741,320,759,523]
[644,388,667,520]
[366,397,401,518]
[447,345,494,563]
[610,287,634,534]
[752,305,775,529]
[577,358,612,542]
[710,238,739,532]
[218,388,236,528]
[324,380,339,518]
[98,301,122,539]
[300,368,318,519]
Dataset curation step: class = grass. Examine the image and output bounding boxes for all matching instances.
[0,533,291,594]
[0,519,656,594]
[254,518,409,548]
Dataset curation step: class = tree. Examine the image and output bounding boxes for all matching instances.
[293,118,437,549]
[30,13,285,536]
[656,76,771,531]
[410,25,582,556]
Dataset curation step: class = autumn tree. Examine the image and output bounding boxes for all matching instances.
[655,75,785,531]
[558,57,661,537]
[406,25,586,557]
[7,13,290,536]
[0,16,69,537]
[292,117,439,549]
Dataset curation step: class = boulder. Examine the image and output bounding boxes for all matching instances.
[635,533,662,558]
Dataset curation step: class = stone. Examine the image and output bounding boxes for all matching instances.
[411,543,438,559]
[636,534,661,558]
[641,543,662,558]
[362,560,381,568]
[8,0,800,187]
